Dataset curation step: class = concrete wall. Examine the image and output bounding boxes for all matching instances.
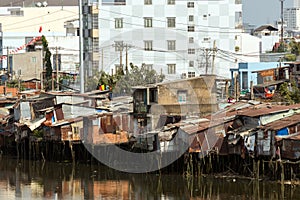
[12,50,42,81]
[156,76,217,115]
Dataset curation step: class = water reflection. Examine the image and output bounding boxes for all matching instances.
[0,157,299,199]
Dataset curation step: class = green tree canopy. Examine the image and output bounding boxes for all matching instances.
[85,63,165,95]
[41,35,52,91]
[279,81,300,104]
[113,63,165,96]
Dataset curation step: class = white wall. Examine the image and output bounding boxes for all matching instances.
[0,6,79,73]
[98,0,243,79]
[261,35,280,53]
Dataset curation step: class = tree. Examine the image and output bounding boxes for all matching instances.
[289,39,300,56]
[85,63,165,95]
[279,81,300,104]
[41,35,52,91]
[113,63,165,96]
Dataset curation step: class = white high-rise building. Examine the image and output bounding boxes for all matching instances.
[284,7,300,32]
[95,0,243,80]
[294,0,300,7]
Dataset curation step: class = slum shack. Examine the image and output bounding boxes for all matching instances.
[82,113,132,145]
[259,113,300,159]
[132,76,218,131]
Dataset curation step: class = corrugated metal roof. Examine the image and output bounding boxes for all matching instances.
[261,114,300,131]
[237,104,300,117]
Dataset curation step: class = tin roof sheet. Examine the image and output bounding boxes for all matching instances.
[261,114,300,131]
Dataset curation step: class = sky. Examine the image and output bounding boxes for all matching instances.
[243,0,293,27]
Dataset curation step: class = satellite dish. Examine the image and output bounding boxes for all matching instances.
[42,1,48,7]
[35,2,42,7]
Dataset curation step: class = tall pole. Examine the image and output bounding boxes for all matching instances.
[41,48,44,90]
[7,47,9,79]
[125,44,128,73]
[56,47,59,91]
[101,48,104,71]
[79,0,84,93]
[120,48,122,71]
[205,48,209,74]
[280,0,285,44]
[211,40,216,75]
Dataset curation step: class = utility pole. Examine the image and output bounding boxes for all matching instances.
[79,0,84,93]
[51,72,54,91]
[125,44,128,73]
[120,48,122,71]
[56,47,59,91]
[41,48,44,91]
[101,48,104,71]
[280,0,285,48]
[211,40,216,75]
[205,48,209,74]
[6,47,9,80]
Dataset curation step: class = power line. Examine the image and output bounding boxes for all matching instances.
[4,13,78,31]
[98,16,243,34]
[99,7,242,31]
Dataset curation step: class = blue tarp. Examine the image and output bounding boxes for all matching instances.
[277,128,288,136]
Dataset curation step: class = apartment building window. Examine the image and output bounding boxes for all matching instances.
[145,0,152,5]
[189,37,194,43]
[93,38,99,51]
[203,37,210,42]
[102,0,126,5]
[167,40,176,51]
[167,17,176,28]
[188,48,195,54]
[188,26,195,32]
[188,72,195,78]
[168,0,175,5]
[189,15,194,22]
[114,41,124,51]
[9,8,24,16]
[167,64,176,74]
[144,40,153,51]
[92,13,99,29]
[31,57,37,63]
[178,90,187,103]
[144,17,153,28]
[189,61,194,67]
[115,18,123,29]
[93,61,99,69]
[187,2,194,8]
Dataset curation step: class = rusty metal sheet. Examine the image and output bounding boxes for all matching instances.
[262,114,300,131]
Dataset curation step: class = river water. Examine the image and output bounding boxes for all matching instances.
[0,157,299,200]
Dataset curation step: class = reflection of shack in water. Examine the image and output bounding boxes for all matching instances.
[1,157,300,200]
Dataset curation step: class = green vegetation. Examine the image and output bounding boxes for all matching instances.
[113,63,165,96]
[32,129,43,138]
[284,53,296,61]
[85,63,165,95]
[279,81,300,104]
[41,35,52,91]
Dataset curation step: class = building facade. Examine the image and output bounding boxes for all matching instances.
[92,0,243,81]
[284,7,300,33]
[0,6,79,75]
